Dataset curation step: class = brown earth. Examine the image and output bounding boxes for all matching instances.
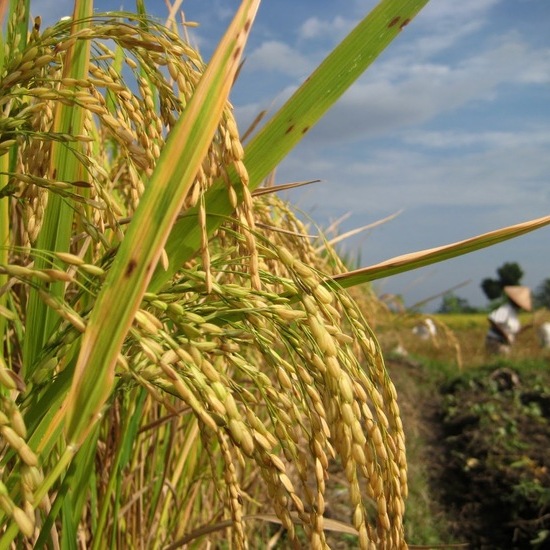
[388,357,550,550]
[434,364,550,549]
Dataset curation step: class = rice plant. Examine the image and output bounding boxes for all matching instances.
[0,0,548,548]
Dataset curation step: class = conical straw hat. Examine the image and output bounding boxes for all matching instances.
[504,286,532,312]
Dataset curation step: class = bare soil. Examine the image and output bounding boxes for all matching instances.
[434,363,550,549]
[387,355,550,550]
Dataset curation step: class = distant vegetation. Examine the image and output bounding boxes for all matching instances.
[437,292,480,314]
[534,278,550,309]
[481,261,525,301]
[436,261,550,313]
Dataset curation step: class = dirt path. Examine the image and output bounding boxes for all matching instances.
[387,358,460,546]
[389,357,550,549]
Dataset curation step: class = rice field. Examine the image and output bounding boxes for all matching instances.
[373,310,550,372]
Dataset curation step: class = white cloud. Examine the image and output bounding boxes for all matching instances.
[246,40,312,77]
[299,15,352,40]
[418,0,501,23]
[410,20,486,57]
[235,83,298,136]
[402,129,550,149]
[277,138,550,216]
[392,0,502,59]
[298,35,550,145]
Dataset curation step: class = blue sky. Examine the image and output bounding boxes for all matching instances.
[33,0,550,310]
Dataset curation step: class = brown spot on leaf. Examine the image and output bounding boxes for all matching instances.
[302,126,310,135]
[233,47,242,61]
[400,18,411,30]
[285,125,294,134]
[125,259,137,277]
[388,16,401,28]
[244,19,251,32]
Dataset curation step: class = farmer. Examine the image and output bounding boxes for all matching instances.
[538,322,550,349]
[485,286,532,356]
[412,318,437,341]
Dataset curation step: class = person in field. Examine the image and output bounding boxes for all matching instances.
[485,286,532,356]
[412,318,437,341]
[538,322,550,349]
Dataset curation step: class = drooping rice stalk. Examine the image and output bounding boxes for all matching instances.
[0,0,549,548]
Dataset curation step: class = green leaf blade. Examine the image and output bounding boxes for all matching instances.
[330,215,550,288]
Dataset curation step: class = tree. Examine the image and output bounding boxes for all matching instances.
[497,262,524,287]
[481,262,524,301]
[481,278,503,301]
[533,278,550,309]
[438,293,478,313]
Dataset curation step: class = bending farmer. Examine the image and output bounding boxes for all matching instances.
[485,286,532,356]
